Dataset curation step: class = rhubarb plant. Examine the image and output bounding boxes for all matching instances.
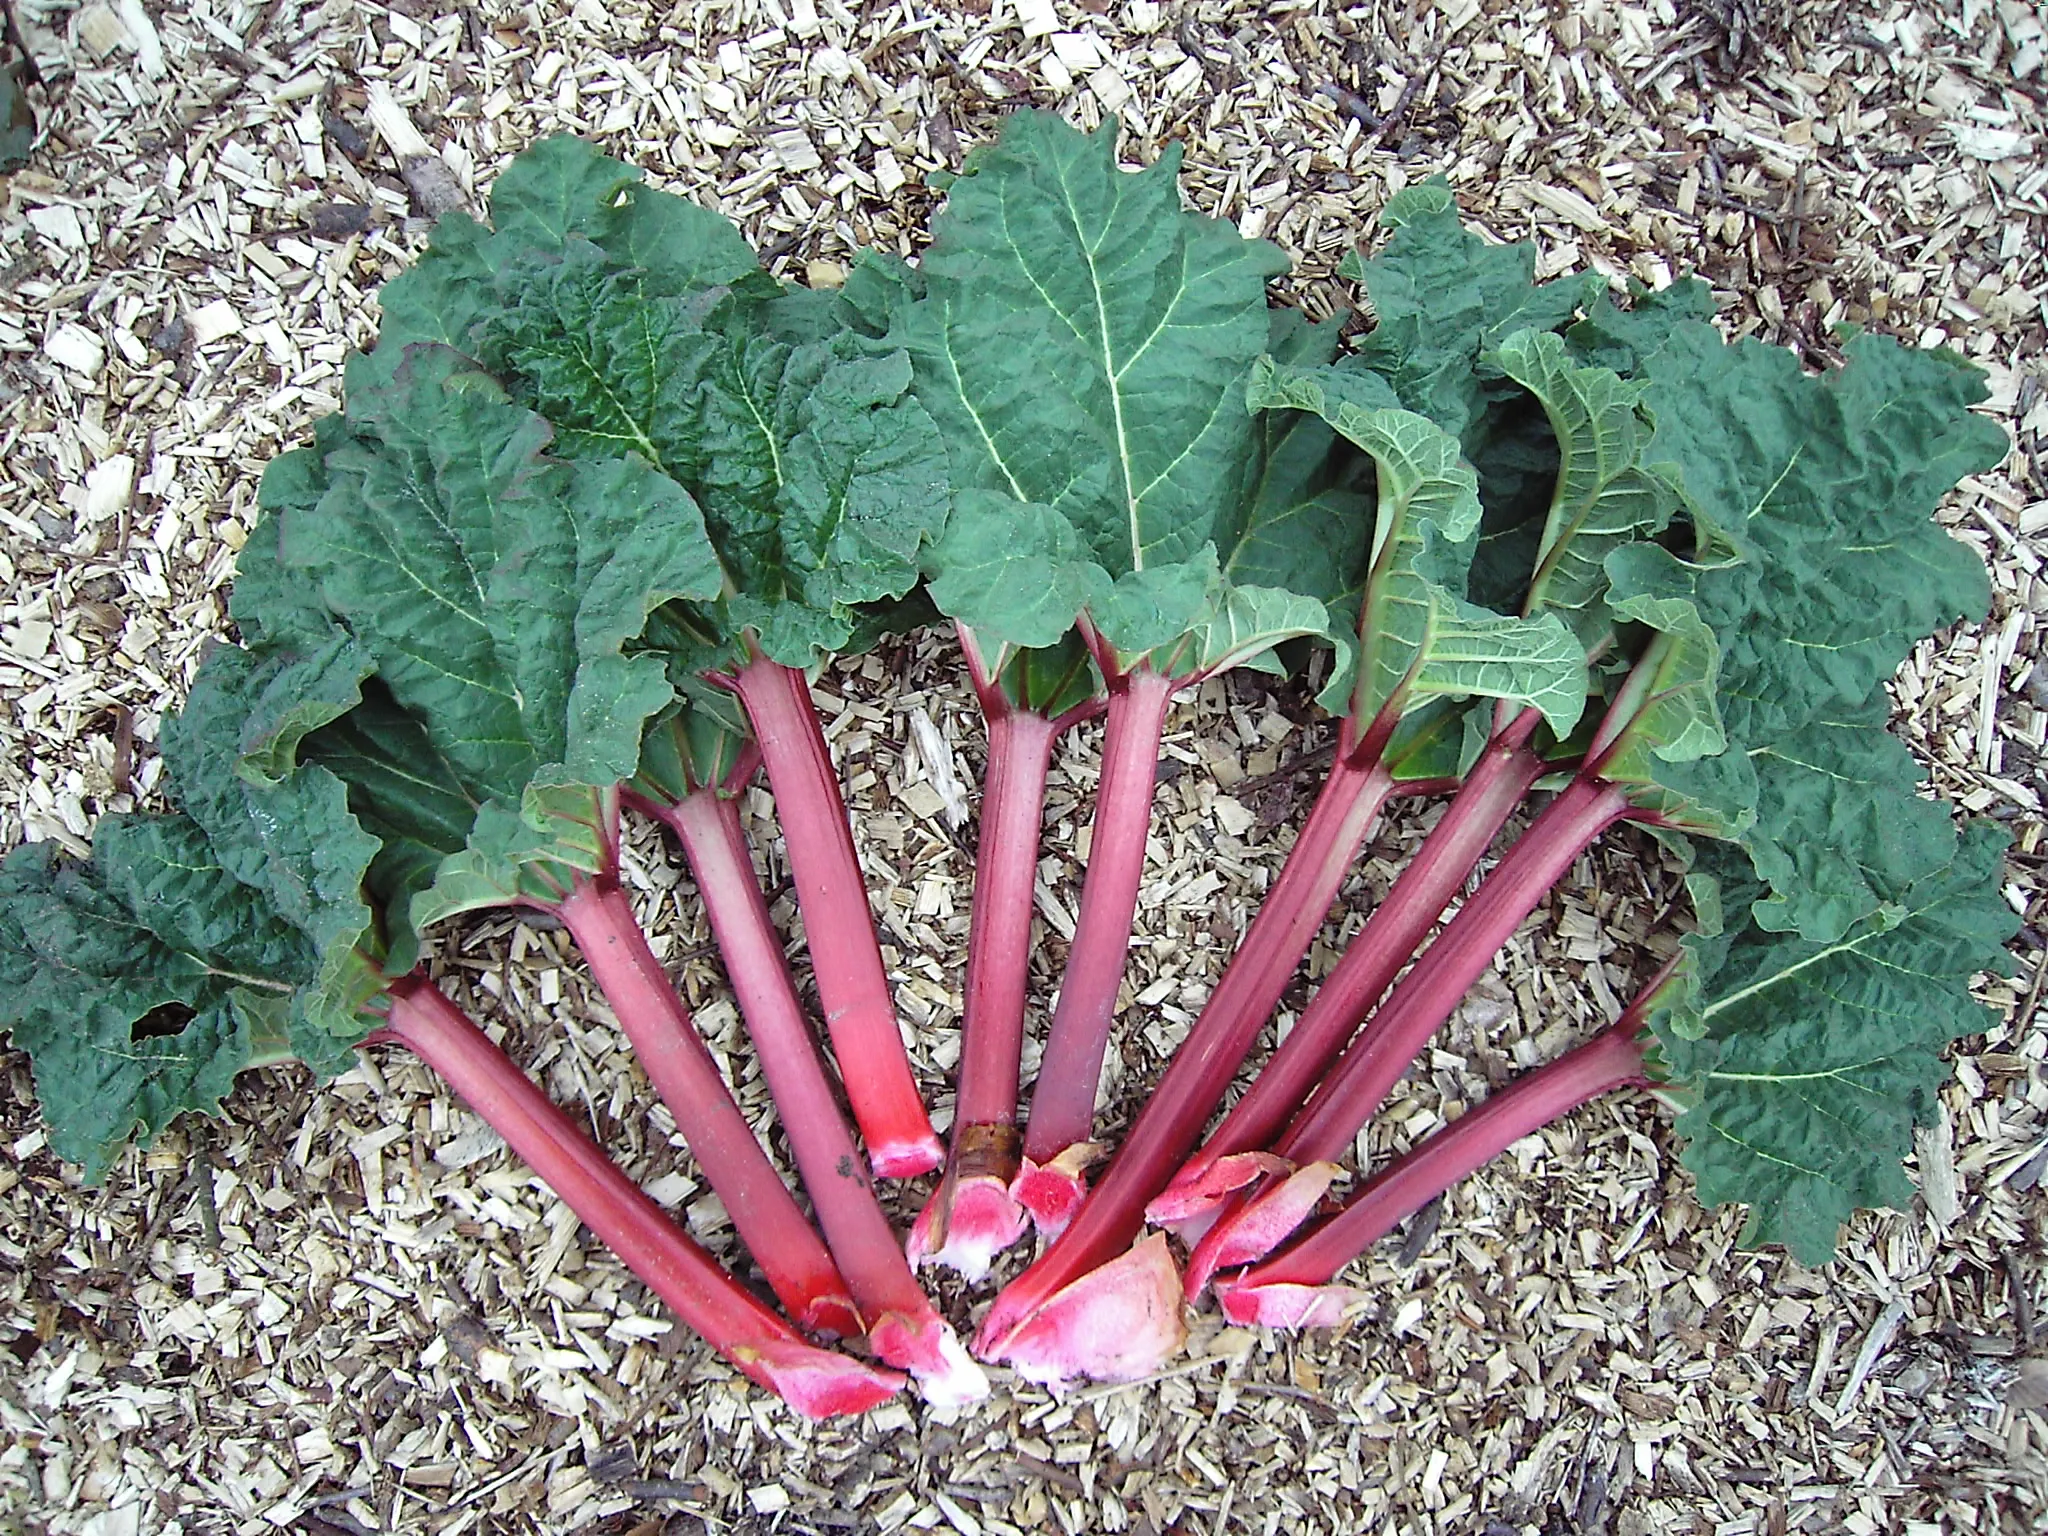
[0,651,904,1417]
[1216,821,2015,1325]
[241,346,982,1402]
[1171,274,2009,1303]
[890,116,1585,1285]
[371,135,951,1177]
[1,127,2016,1405]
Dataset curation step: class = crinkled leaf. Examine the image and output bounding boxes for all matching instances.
[1741,698,1962,943]
[905,112,1288,576]
[773,348,951,617]
[1564,279,1720,377]
[1487,329,1677,632]
[926,491,1110,652]
[162,646,393,1033]
[410,783,616,928]
[285,345,722,798]
[375,136,759,355]
[1341,181,1602,445]
[1597,323,2005,747]
[1248,359,1586,736]
[479,241,729,478]
[475,232,946,665]
[1660,821,2014,1264]
[0,822,313,1182]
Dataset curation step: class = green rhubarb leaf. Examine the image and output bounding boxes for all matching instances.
[1089,555,1222,665]
[1342,181,1602,446]
[772,347,951,618]
[296,682,481,955]
[1741,699,1961,943]
[1247,358,1587,736]
[632,705,754,808]
[1599,323,2005,746]
[1660,820,2015,1264]
[374,135,760,357]
[1220,401,1377,610]
[268,344,726,928]
[161,645,393,1034]
[989,632,1102,719]
[409,782,616,927]
[1487,329,1678,632]
[479,242,728,478]
[905,112,1288,575]
[1188,580,1341,680]
[902,113,1361,691]
[474,226,948,665]
[0,822,314,1182]
[285,344,723,799]
[1564,279,1720,377]
[1596,574,1730,772]
[925,491,1110,652]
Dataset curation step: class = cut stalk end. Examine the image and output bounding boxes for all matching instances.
[794,1292,866,1343]
[1011,1141,1107,1237]
[907,1174,1030,1282]
[1184,1162,1342,1301]
[1212,1278,1368,1331]
[732,1339,907,1418]
[866,1129,947,1180]
[866,1310,992,1410]
[972,1233,1187,1386]
[1144,1150,1291,1228]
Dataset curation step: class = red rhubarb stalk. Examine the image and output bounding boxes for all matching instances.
[1014,663,1181,1232]
[1182,772,1636,1295]
[910,701,1064,1278]
[554,875,860,1338]
[727,651,943,1177]
[1214,964,1671,1328]
[1151,707,1549,1227]
[654,782,987,1405]
[370,975,903,1418]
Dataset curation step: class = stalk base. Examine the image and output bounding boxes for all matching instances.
[1212,1279,1367,1331]
[1145,1151,1289,1227]
[794,1294,866,1343]
[974,1234,1187,1386]
[1184,1162,1341,1301]
[867,1311,992,1410]
[1011,1142,1107,1237]
[907,1174,1030,1283]
[867,1131,947,1181]
[734,1339,908,1417]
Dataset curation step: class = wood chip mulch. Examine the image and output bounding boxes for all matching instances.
[2,1,2045,1533]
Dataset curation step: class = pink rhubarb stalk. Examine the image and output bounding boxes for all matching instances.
[1213,965,1669,1327]
[1150,707,1549,1229]
[727,651,942,1177]
[554,875,860,1339]
[910,701,1065,1279]
[1182,772,1637,1295]
[971,722,1420,1374]
[1014,662,1181,1233]
[371,975,903,1417]
[652,779,987,1405]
